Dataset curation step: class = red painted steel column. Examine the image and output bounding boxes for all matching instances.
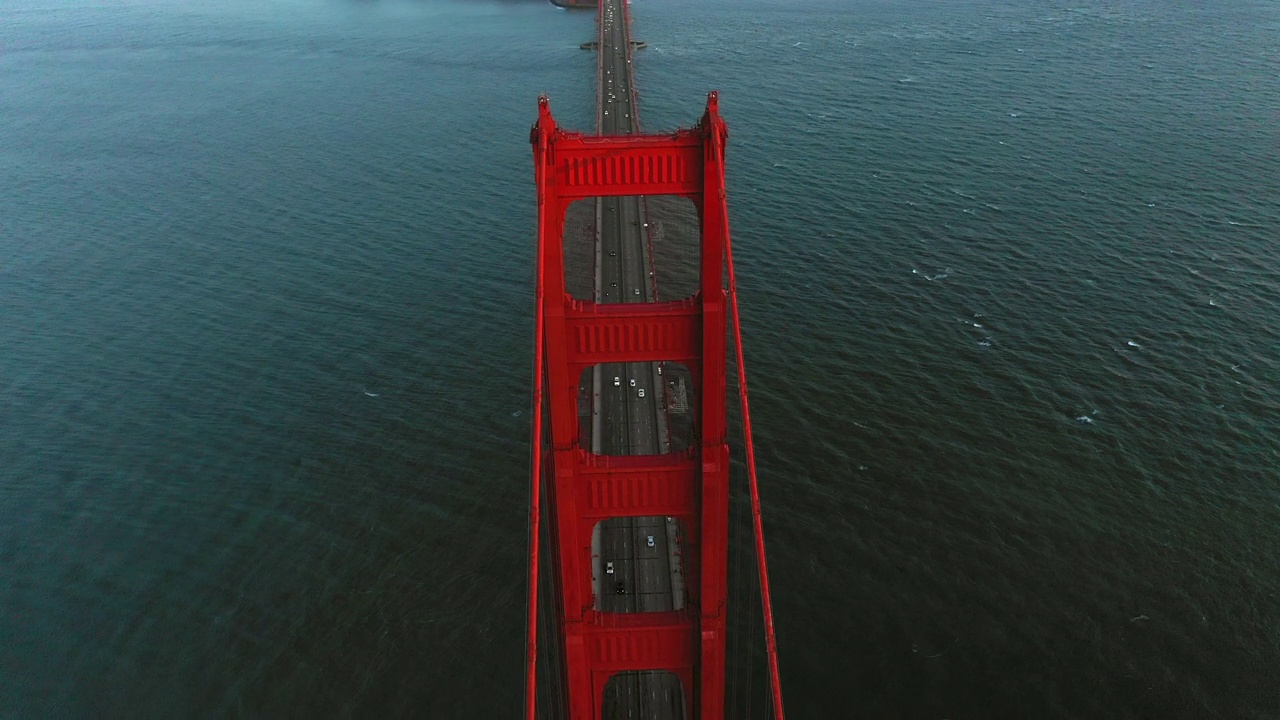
[696,92,729,720]
[533,99,595,720]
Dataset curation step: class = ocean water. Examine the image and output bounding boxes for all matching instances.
[2,0,1278,716]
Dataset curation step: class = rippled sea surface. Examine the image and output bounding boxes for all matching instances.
[3,0,1278,716]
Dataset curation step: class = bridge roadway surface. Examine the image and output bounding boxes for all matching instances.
[589,0,686,717]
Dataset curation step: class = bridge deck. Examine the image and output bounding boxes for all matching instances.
[591,0,687,717]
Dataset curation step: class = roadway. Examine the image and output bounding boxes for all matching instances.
[589,0,687,716]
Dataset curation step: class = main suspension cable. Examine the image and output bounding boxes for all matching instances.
[717,135,785,719]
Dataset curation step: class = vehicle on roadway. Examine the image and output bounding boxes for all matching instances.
[638,388,646,398]
[646,535,655,548]
[614,376,621,387]
[606,561,614,574]
[629,379,636,387]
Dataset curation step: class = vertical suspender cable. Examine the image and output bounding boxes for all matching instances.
[524,123,549,720]
[717,137,785,719]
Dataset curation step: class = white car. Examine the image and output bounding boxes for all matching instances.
[629,379,636,387]
[637,388,645,398]
[606,561,614,575]
[614,376,621,387]
[646,535,655,548]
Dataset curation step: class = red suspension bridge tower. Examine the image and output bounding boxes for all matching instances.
[524,92,784,719]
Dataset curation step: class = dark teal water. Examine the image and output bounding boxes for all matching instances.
[3,0,1278,716]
